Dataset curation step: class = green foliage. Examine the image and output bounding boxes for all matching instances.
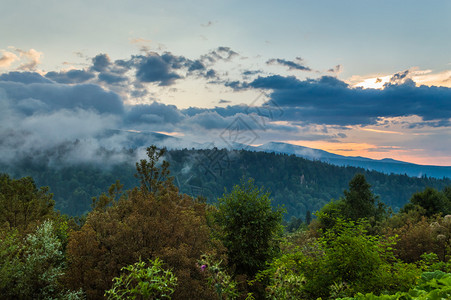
[342,174,387,222]
[20,220,65,297]
[255,250,306,299]
[339,271,451,299]
[403,187,450,217]
[0,175,80,298]
[135,146,173,195]
[316,174,388,230]
[105,257,177,300]
[305,209,312,225]
[3,151,451,299]
[284,215,306,233]
[214,179,284,277]
[316,199,345,229]
[198,254,239,299]
[319,220,418,297]
[91,180,125,212]
[383,214,451,263]
[443,186,451,202]
[419,253,451,273]
[265,219,420,299]
[65,150,218,299]
[0,161,138,216]
[0,220,82,299]
[0,173,55,231]
[169,149,451,221]
[3,149,450,219]
[0,227,22,297]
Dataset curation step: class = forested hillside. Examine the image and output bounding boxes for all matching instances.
[169,149,451,220]
[2,146,451,299]
[1,148,450,219]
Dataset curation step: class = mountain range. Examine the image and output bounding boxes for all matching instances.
[247,142,451,179]
[99,130,451,179]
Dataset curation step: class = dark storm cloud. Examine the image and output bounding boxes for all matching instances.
[4,47,451,169]
[185,111,230,129]
[0,71,53,84]
[114,58,134,69]
[160,52,189,69]
[187,60,206,72]
[388,70,410,84]
[82,48,241,87]
[182,110,296,133]
[223,80,250,91]
[91,53,111,72]
[127,51,220,85]
[98,72,128,84]
[0,72,124,115]
[266,57,311,71]
[0,68,339,166]
[0,73,128,166]
[134,54,182,86]
[250,75,304,89]
[247,74,451,126]
[121,101,296,135]
[125,102,184,125]
[242,70,263,78]
[407,119,451,129]
[182,105,249,118]
[205,69,217,79]
[45,54,130,85]
[180,104,296,133]
[242,70,261,76]
[45,69,95,84]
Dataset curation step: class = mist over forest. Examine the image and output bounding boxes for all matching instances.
[2,1,451,298]
[2,145,450,220]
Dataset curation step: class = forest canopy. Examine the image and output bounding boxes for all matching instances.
[1,148,450,219]
[1,146,451,299]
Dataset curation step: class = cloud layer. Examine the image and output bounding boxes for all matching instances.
[1,48,451,166]
[248,73,451,126]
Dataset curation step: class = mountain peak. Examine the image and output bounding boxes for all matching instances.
[240,141,451,179]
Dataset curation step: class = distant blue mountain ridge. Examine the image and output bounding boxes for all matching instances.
[245,141,451,179]
[99,130,451,179]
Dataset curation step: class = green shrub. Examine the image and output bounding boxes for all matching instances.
[198,254,238,299]
[0,220,83,299]
[340,271,451,299]
[255,250,306,299]
[105,257,177,300]
[259,219,420,299]
[213,179,284,277]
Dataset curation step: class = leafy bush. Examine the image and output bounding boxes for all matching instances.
[213,179,284,277]
[198,254,238,299]
[255,250,306,299]
[105,257,177,300]
[259,219,420,299]
[403,187,450,217]
[339,271,451,299]
[0,173,55,232]
[0,220,82,299]
[65,148,218,299]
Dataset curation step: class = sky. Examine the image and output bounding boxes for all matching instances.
[1,0,451,166]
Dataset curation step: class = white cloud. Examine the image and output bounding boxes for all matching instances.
[14,48,43,71]
[349,68,451,89]
[0,50,18,68]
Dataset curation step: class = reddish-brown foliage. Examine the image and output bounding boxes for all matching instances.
[65,186,220,299]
